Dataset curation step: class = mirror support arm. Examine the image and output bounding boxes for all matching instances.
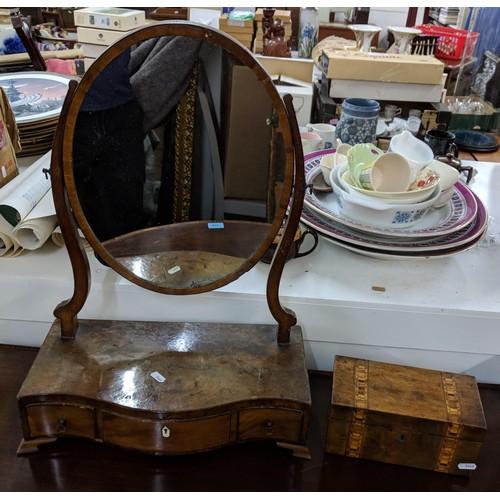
[51,80,91,339]
[267,93,306,345]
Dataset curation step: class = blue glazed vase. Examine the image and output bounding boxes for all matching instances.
[336,98,380,146]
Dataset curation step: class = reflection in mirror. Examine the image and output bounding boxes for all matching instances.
[71,30,289,291]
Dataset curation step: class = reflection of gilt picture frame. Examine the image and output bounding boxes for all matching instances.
[0,72,71,124]
[173,64,197,223]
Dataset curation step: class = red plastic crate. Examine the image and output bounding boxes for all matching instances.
[414,24,479,61]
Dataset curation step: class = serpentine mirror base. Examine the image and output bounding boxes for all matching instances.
[17,319,311,458]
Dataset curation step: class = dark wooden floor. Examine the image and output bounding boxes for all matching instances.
[1,344,499,492]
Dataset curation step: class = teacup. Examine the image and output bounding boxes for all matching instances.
[301,131,322,154]
[319,152,347,185]
[405,116,421,136]
[389,130,434,183]
[347,143,384,189]
[384,104,402,120]
[261,227,319,264]
[335,141,351,156]
[358,152,412,192]
[424,129,459,157]
[306,123,336,149]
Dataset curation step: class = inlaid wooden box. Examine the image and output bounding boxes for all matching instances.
[325,356,486,476]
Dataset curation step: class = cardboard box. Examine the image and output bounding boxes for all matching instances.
[445,96,500,131]
[219,12,254,29]
[225,33,254,44]
[220,25,254,35]
[326,356,486,476]
[271,75,313,127]
[76,26,126,46]
[321,50,445,85]
[83,57,95,72]
[255,8,291,22]
[256,55,314,84]
[74,7,145,32]
[313,82,337,123]
[81,43,107,59]
[224,65,272,201]
[329,77,445,102]
[0,86,20,188]
[0,143,18,189]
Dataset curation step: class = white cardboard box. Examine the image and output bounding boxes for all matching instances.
[328,77,445,102]
[74,7,145,32]
[256,54,314,83]
[81,42,107,59]
[271,75,313,127]
[77,26,126,46]
[83,57,95,72]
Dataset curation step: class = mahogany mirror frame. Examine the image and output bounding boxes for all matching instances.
[49,21,306,343]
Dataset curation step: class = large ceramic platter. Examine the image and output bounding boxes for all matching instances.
[451,129,499,153]
[318,226,486,260]
[0,72,72,124]
[301,184,487,252]
[304,150,478,239]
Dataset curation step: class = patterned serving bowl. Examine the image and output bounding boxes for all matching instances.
[330,163,441,229]
[337,163,439,205]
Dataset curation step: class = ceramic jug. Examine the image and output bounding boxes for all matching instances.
[336,98,380,146]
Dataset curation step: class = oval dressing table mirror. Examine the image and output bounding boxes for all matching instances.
[17,22,312,458]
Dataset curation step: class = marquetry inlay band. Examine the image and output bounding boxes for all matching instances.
[353,359,369,409]
[436,373,463,473]
[346,359,369,457]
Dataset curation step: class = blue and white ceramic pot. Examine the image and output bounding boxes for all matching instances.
[336,98,380,146]
[298,7,318,58]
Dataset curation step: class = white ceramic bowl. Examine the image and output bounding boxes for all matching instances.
[320,152,347,185]
[335,163,439,205]
[432,185,455,208]
[389,130,434,181]
[330,163,441,229]
[428,159,460,191]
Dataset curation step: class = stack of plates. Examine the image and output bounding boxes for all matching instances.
[0,72,72,157]
[301,150,488,260]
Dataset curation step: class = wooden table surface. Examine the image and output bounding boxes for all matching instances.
[459,148,500,163]
[2,345,500,492]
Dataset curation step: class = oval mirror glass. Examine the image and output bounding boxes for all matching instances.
[62,22,294,294]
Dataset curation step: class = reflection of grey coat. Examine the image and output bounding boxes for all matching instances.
[129,36,203,132]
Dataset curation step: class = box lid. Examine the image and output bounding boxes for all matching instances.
[75,7,145,18]
[322,50,444,85]
[256,55,314,83]
[270,74,312,91]
[332,356,486,436]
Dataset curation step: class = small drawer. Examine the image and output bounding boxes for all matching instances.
[26,404,95,439]
[238,408,303,442]
[100,411,231,453]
